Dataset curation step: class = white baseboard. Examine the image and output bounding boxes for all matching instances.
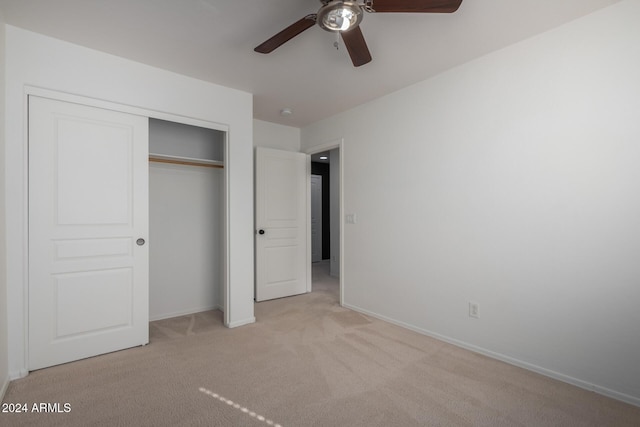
[149,305,220,322]
[226,317,255,328]
[9,369,28,380]
[0,368,25,400]
[0,376,9,402]
[342,302,640,408]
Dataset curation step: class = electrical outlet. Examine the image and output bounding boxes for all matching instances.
[469,302,479,319]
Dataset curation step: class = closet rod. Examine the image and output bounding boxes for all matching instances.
[149,157,224,169]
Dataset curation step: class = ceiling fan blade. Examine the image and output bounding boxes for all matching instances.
[341,26,372,67]
[254,14,317,54]
[368,0,463,13]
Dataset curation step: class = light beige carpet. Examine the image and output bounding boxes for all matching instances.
[2,261,639,426]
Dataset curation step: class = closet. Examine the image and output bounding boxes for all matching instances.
[148,118,225,320]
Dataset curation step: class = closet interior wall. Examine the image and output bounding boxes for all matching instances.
[148,118,225,321]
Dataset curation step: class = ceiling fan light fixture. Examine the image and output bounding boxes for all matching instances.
[317,1,363,33]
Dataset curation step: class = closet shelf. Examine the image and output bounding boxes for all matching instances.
[149,153,224,169]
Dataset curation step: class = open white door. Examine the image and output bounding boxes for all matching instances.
[255,147,309,302]
[28,96,149,370]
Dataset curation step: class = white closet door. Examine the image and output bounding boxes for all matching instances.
[255,147,310,301]
[28,96,149,370]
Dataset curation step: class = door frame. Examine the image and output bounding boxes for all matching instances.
[305,139,344,306]
[22,86,232,371]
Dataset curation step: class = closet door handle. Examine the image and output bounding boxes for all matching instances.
[136,238,146,246]
[258,229,265,235]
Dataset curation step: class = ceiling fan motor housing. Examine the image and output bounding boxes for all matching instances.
[317,1,363,33]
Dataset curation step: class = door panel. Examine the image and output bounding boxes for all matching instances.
[255,147,309,302]
[56,121,132,225]
[28,96,149,370]
[54,269,133,337]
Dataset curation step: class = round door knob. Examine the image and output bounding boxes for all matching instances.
[258,229,265,235]
[136,238,146,246]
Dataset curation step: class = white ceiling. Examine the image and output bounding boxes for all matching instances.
[0,0,621,127]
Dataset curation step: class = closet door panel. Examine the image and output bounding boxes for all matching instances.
[28,96,149,370]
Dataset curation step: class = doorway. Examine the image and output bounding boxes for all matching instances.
[308,142,343,303]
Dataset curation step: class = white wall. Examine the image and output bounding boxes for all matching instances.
[149,163,223,320]
[149,118,224,161]
[302,0,640,406]
[253,119,301,151]
[0,14,10,400]
[4,26,255,379]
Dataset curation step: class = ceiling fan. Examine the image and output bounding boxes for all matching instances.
[254,0,463,67]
